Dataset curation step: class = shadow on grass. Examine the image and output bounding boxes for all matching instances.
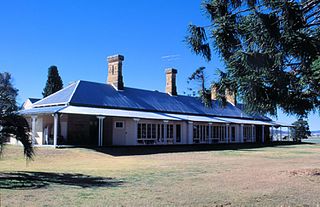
[0,171,124,190]
[70,141,315,156]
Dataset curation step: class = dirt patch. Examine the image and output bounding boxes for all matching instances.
[289,168,320,177]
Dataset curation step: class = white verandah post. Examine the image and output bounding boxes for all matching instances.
[163,120,168,144]
[240,124,244,143]
[133,118,140,145]
[97,116,105,146]
[188,121,193,144]
[31,115,37,146]
[53,113,59,148]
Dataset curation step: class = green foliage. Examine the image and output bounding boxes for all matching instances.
[291,118,312,142]
[42,65,63,98]
[0,72,18,114]
[188,67,212,107]
[186,0,320,117]
[0,72,34,159]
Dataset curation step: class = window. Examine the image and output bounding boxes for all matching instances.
[138,124,141,139]
[244,126,252,142]
[193,124,210,143]
[176,125,181,143]
[137,123,158,144]
[152,124,157,139]
[167,124,174,143]
[220,126,226,141]
[141,124,146,138]
[210,125,226,143]
[157,124,164,142]
[231,126,236,142]
[115,121,124,129]
[147,124,151,138]
[137,122,181,144]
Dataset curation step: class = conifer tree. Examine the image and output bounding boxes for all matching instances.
[42,65,63,98]
[186,0,320,117]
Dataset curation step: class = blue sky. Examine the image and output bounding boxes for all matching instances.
[0,0,318,130]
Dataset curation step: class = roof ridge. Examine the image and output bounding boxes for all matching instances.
[74,80,202,99]
[67,80,81,104]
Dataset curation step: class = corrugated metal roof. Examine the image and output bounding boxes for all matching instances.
[33,81,79,107]
[18,106,66,115]
[270,121,294,127]
[32,80,271,121]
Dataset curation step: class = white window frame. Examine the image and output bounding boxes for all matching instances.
[114,121,124,129]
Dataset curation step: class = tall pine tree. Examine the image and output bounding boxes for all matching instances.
[42,65,63,98]
[186,0,320,117]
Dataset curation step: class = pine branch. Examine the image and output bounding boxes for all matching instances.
[302,0,320,13]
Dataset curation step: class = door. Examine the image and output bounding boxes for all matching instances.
[113,120,126,145]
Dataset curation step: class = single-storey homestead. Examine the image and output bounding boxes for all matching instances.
[19,54,291,147]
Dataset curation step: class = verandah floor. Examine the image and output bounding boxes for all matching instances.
[1,143,320,206]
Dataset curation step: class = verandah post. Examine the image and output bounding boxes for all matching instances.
[53,113,59,148]
[188,121,193,144]
[31,115,37,146]
[240,124,244,143]
[97,116,106,146]
[163,120,168,144]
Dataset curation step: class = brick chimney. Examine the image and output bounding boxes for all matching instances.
[225,88,236,106]
[211,85,218,100]
[165,68,177,96]
[107,54,124,90]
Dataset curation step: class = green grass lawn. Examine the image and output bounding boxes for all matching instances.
[1,144,320,207]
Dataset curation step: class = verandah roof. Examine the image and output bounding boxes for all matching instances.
[19,106,66,115]
[58,106,228,123]
[18,105,276,126]
[217,117,274,126]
